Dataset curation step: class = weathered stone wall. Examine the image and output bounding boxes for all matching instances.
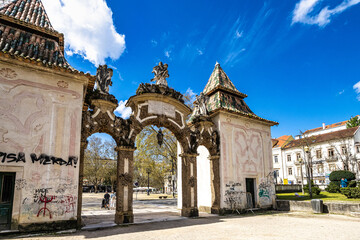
[213,112,275,210]
[0,60,87,229]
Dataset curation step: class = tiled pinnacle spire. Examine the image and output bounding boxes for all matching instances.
[0,0,54,31]
[203,62,247,98]
[201,62,278,125]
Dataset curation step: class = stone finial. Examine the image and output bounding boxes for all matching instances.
[95,65,113,94]
[150,62,169,86]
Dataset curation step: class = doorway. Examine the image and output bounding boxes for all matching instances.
[0,172,15,230]
[245,178,256,208]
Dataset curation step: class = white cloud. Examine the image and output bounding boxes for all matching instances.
[185,88,197,103]
[292,0,360,27]
[151,40,158,47]
[197,49,204,55]
[42,0,126,66]
[235,30,243,38]
[115,100,132,119]
[164,50,171,58]
[338,89,345,95]
[354,81,360,101]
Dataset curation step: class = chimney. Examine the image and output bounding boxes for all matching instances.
[322,123,325,129]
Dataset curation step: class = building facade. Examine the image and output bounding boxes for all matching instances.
[0,0,92,231]
[273,120,360,187]
[179,63,278,212]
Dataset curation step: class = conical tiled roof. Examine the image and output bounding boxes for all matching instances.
[203,62,247,98]
[0,0,54,31]
[202,62,278,125]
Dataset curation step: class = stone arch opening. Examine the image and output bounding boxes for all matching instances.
[79,64,221,227]
[81,133,118,226]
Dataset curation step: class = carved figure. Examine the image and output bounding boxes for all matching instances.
[96,65,113,94]
[151,62,169,86]
[193,92,209,117]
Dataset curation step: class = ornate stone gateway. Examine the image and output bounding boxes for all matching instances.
[78,63,221,226]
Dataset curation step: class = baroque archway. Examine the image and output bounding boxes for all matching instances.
[78,63,221,226]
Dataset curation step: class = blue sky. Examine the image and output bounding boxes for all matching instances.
[43,0,360,138]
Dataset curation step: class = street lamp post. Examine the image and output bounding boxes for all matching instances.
[299,158,305,194]
[304,146,312,198]
[146,168,151,195]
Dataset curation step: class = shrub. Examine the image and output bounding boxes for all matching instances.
[348,180,357,188]
[340,187,360,198]
[329,170,356,182]
[325,182,340,193]
[304,181,321,195]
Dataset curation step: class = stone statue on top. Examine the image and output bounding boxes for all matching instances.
[151,62,169,86]
[193,92,209,117]
[95,65,113,94]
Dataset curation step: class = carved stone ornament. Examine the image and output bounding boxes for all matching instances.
[150,62,169,86]
[136,83,184,103]
[81,110,134,147]
[57,80,69,88]
[188,176,196,187]
[118,173,132,186]
[95,65,113,94]
[0,68,17,79]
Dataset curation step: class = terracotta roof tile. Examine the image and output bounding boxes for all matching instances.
[0,23,69,67]
[304,120,348,134]
[283,127,359,149]
[273,135,293,148]
[0,0,54,31]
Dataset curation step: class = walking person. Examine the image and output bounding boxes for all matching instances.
[110,191,116,210]
[104,191,110,209]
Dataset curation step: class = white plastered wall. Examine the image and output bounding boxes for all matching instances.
[196,145,211,210]
[213,112,275,210]
[0,61,86,227]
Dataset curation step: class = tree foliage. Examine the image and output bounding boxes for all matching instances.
[84,136,117,191]
[346,116,360,129]
[134,126,177,190]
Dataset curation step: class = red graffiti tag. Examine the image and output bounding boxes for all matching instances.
[37,194,55,219]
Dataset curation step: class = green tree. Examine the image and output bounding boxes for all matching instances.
[84,136,117,192]
[346,116,360,128]
[134,126,177,191]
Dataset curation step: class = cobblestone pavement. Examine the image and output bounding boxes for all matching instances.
[10,212,360,240]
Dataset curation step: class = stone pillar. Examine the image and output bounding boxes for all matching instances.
[115,146,136,224]
[180,153,199,217]
[77,140,88,228]
[209,155,220,214]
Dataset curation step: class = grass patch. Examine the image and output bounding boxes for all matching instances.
[276,191,360,202]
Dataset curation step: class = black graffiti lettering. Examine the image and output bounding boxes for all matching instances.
[2,152,77,167]
[31,153,47,164]
[67,156,78,168]
[17,152,26,163]
[6,153,17,162]
[0,152,7,163]
[42,155,51,165]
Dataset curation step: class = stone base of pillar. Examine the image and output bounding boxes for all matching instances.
[210,206,220,214]
[115,211,134,224]
[181,207,199,217]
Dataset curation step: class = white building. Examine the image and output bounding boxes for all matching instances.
[273,120,360,187]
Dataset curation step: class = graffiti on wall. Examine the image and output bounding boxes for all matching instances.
[224,182,244,210]
[0,151,78,167]
[22,187,78,219]
[258,172,275,206]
